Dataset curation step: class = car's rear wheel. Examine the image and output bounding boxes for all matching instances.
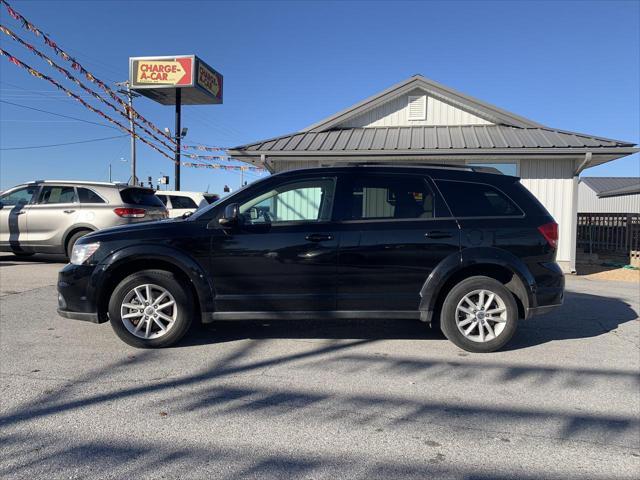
[440,276,518,353]
[108,269,193,348]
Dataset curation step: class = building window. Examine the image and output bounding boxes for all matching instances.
[467,162,518,176]
[407,95,426,121]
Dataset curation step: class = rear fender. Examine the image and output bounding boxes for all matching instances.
[419,247,536,322]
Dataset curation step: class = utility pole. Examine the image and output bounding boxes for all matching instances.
[116,81,139,186]
[174,88,182,191]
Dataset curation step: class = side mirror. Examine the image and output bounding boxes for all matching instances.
[218,203,240,227]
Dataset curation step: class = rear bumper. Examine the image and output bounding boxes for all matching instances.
[526,302,562,319]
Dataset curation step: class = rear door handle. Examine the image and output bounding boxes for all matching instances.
[63,209,76,214]
[15,210,26,215]
[425,231,452,239]
[305,233,333,242]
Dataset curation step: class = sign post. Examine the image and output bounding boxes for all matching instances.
[175,88,181,190]
[129,55,223,190]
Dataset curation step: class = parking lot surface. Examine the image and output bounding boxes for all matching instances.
[0,253,639,479]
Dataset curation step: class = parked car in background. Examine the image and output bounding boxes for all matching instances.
[0,180,168,258]
[156,191,220,218]
[58,164,564,353]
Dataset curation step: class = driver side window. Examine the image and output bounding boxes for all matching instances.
[239,178,336,225]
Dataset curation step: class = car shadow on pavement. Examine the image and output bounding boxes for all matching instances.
[0,336,638,479]
[506,290,638,350]
[179,289,637,350]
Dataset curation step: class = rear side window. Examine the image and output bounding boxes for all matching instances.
[349,175,439,220]
[77,187,105,204]
[436,180,522,217]
[169,195,198,209]
[120,188,164,207]
[156,195,168,206]
[38,186,77,204]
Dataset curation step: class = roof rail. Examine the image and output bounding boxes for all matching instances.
[343,162,503,174]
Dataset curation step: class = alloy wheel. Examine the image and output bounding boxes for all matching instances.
[120,283,178,340]
[455,289,508,343]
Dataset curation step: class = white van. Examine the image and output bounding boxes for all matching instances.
[155,191,220,218]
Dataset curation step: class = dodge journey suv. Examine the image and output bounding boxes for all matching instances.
[57,164,564,353]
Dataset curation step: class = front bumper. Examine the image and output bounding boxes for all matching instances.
[57,263,106,324]
[57,308,100,323]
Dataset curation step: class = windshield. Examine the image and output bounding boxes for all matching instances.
[188,176,271,220]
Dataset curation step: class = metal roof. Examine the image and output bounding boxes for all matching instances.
[598,183,640,198]
[580,177,640,195]
[231,125,636,154]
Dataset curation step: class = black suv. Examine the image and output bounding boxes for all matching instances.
[57,164,564,353]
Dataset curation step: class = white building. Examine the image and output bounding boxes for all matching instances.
[229,75,638,272]
[578,177,640,213]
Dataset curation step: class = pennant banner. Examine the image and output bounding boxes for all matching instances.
[0,47,174,162]
[182,162,265,172]
[0,24,175,154]
[182,144,228,152]
[0,0,176,146]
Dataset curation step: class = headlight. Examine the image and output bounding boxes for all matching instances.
[70,242,100,265]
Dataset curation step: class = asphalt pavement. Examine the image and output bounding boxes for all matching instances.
[0,253,638,479]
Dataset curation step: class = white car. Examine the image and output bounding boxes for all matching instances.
[155,191,220,218]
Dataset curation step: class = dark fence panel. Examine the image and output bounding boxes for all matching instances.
[577,213,640,256]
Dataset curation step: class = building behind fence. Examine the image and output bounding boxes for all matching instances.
[577,213,640,258]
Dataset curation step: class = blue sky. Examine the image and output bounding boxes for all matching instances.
[1,0,638,193]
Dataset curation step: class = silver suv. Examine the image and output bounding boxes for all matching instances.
[0,180,168,258]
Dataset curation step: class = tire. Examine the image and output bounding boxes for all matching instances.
[65,230,92,259]
[108,269,194,348]
[440,276,518,353]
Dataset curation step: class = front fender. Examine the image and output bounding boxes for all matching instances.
[419,247,536,322]
[92,244,215,315]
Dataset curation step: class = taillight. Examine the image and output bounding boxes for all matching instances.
[537,222,558,249]
[114,207,146,218]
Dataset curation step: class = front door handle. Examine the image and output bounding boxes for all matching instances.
[305,233,333,242]
[63,209,76,214]
[425,231,452,239]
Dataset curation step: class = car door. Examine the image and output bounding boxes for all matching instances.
[209,174,339,312]
[26,185,82,252]
[336,172,461,311]
[0,185,39,251]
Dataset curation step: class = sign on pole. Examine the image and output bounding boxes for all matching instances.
[129,55,223,105]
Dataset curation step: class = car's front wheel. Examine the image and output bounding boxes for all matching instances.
[108,269,194,348]
[440,276,518,353]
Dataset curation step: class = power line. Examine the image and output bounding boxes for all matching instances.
[1,134,128,150]
[0,99,119,130]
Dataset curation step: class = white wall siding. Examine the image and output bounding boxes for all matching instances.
[578,182,640,213]
[341,89,492,128]
[271,159,319,173]
[519,158,576,264]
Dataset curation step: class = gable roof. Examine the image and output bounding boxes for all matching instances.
[580,177,640,195]
[303,74,545,132]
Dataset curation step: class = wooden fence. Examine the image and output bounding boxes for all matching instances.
[577,213,640,256]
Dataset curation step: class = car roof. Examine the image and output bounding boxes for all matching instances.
[272,164,518,182]
[156,190,205,196]
[18,180,153,189]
